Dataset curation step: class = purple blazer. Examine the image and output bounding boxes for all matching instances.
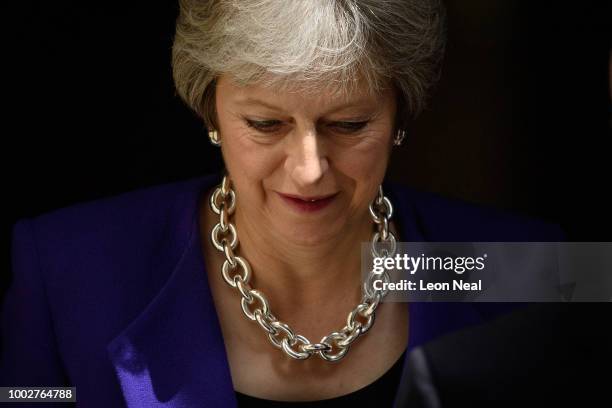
[1,174,564,407]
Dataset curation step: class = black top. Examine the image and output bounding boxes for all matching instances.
[235,348,407,407]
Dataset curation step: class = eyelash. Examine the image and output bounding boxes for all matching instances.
[245,119,369,134]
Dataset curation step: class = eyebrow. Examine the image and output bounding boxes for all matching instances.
[234,97,378,114]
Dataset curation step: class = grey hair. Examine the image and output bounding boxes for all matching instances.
[172,0,446,130]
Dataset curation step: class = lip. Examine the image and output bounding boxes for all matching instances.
[277,192,338,213]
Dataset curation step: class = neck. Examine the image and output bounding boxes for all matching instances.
[230,206,372,334]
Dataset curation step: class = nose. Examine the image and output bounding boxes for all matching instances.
[285,129,329,187]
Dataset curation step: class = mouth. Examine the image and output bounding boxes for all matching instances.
[277,192,339,213]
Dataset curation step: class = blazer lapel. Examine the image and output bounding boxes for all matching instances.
[106,175,236,407]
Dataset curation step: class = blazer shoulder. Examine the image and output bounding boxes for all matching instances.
[389,183,566,241]
[25,176,214,240]
[12,175,218,283]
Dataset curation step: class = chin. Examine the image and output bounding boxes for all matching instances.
[276,221,342,247]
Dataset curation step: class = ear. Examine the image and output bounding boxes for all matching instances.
[202,78,219,131]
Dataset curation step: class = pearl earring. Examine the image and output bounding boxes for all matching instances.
[209,129,221,146]
[394,129,406,146]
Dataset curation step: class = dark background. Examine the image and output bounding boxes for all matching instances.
[0,0,612,293]
[2,1,611,403]
[3,0,611,313]
[6,0,611,250]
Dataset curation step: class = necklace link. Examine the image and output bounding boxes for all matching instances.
[221,256,250,288]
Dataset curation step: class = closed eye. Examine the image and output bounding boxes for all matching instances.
[329,121,369,132]
[245,119,282,132]
[244,119,370,134]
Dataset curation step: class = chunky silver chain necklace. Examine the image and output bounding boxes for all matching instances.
[209,175,396,362]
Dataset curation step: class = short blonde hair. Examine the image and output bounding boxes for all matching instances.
[172,0,446,131]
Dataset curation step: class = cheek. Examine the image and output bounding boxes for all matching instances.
[333,137,391,183]
[331,137,391,210]
[221,128,283,194]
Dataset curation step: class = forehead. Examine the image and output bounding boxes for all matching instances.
[216,73,395,113]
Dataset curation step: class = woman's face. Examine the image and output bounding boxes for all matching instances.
[215,74,397,246]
